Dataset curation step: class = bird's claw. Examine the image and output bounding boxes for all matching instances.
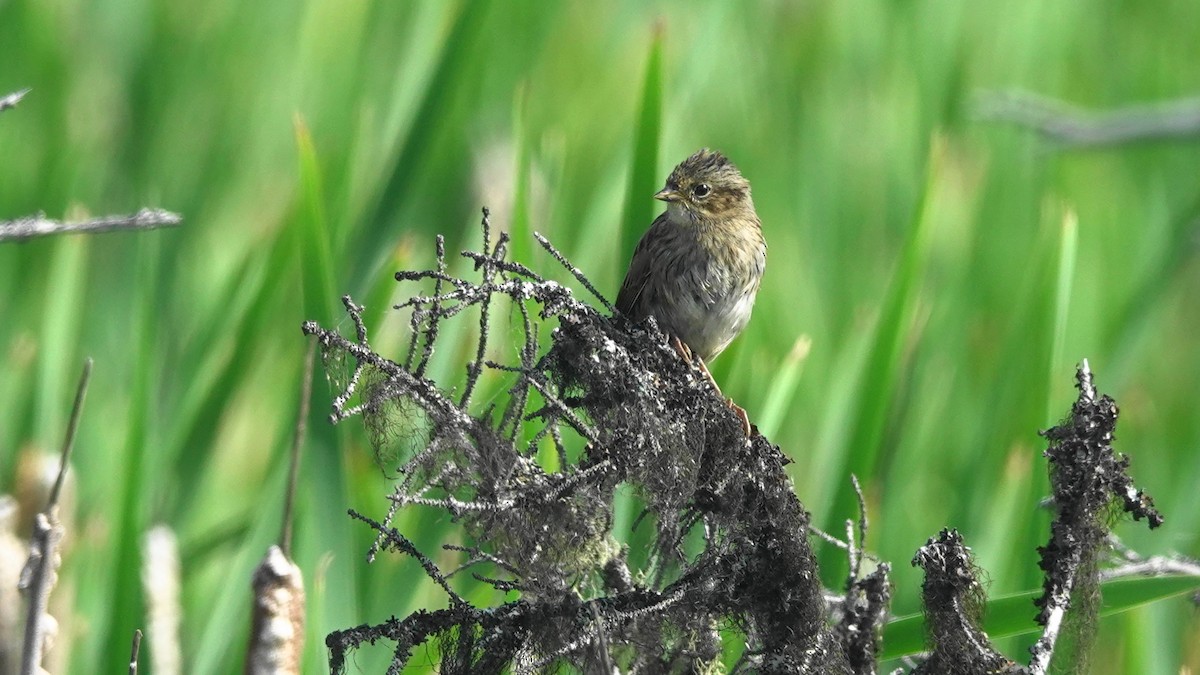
[730,400,755,437]
[670,336,755,438]
[669,335,694,365]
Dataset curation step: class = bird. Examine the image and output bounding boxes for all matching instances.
[616,148,766,433]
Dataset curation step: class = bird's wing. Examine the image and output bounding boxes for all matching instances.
[614,212,669,316]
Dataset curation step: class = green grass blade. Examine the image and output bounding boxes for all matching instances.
[756,335,811,439]
[1046,206,1077,424]
[509,81,534,265]
[350,0,493,292]
[36,236,89,441]
[619,23,664,276]
[295,114,341,326]
[190,466,288,675]
[95,233,157,674]
[817,134,943,579]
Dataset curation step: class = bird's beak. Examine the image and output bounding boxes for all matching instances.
[654,187,681,202]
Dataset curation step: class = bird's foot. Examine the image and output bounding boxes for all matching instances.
[669,335,694,365]
[693,353,754,438]
[694,355,722,395]
[668,336,754,437]
[730,400,754,438]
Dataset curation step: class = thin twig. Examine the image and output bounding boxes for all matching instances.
[1101,535,1200,580]
[1101,555,1200,580]
[460,211,505,407]
[347,510,466,606]
[589,603,614,675]
[20,358,92,675]
[845,519,859,586]
[808,524,850,551]
[1077,357,1095,403]
[442,544,523,579]
[534,231,614,312]
[129,629,143,675]
[50,359,92,507]
[408,235,446,376]
[0,208,183,242]
[850,474,868,581]
[282,339,317,558]
[0,88,31,113]
[524,376,599,443]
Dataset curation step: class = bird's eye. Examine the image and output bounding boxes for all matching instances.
[692,183,711,198]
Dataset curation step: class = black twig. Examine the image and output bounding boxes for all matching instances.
[406,235,446,377]
[534,231,614,312]
[443,544,523,579]
[524,375,599,443]
[459,213,506,407]
[347,509,465,606]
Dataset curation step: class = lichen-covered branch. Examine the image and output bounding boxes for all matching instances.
[910,529,1022,675]
[304,209,857,673]
[907,360,1166,675]
[305,209,1173,673]
[833,476,891,675]
[1028,359,1163,674]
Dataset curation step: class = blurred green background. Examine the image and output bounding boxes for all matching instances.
[2,1,1199,672]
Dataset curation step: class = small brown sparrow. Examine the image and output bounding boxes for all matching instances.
[616,149,766,432]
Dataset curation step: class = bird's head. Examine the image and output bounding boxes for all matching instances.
[654,148,753,223]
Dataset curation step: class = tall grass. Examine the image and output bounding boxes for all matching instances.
[1,1,1198,672]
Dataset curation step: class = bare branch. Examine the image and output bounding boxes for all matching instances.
[347,510,465,606]
[1101,535,1200,581]
[281,339,317,558]
[19,358,92,675]
[974,89,1200,148]
[0,208,182,243]
[50,359,91,508]
[534,231,614,312]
